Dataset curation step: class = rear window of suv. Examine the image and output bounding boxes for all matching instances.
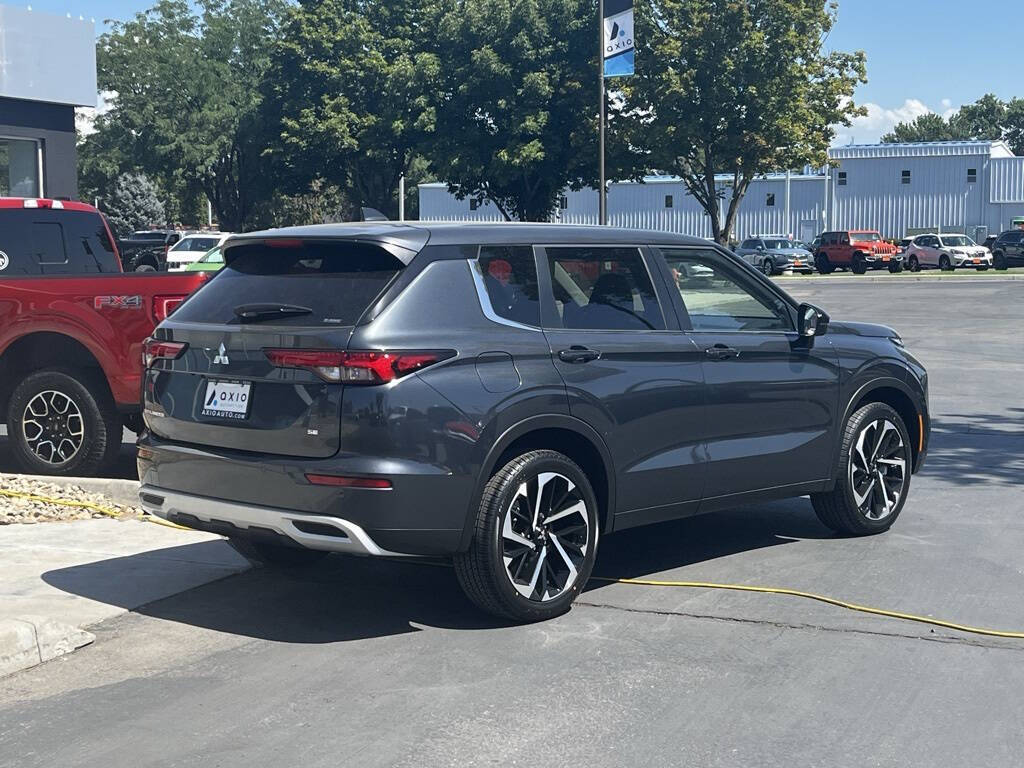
[171,240,404,326]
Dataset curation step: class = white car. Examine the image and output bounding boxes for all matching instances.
[165,232,232,271]
[905,234,992,272]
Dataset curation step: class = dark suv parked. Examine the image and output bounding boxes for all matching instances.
[139,223,930,621]
[991,229,1024,270]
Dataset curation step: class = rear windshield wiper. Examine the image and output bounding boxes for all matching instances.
[233,303,314,322]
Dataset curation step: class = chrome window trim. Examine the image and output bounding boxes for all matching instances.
[467,258,543,332]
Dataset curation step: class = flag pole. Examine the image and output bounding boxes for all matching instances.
[599,0,607,225]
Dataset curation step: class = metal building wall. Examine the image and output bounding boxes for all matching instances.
[420,143,1024,240]
[420,176,825,240]
[829,142,997,238]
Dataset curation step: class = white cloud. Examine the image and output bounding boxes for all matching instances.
[832,98,959,146]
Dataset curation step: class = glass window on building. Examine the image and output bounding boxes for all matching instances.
[0,138,41,197]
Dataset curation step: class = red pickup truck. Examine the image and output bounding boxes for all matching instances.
[0,198,207,476]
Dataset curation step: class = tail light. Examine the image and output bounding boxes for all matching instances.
[144,338,187,367]
[153,295,187,323]
[264,349,453,384]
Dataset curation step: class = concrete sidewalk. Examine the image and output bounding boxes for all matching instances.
[1,518,249,677]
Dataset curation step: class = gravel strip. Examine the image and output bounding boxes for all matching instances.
[0,476,142,525]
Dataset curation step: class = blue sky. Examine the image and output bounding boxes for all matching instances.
[18,0,1021,144]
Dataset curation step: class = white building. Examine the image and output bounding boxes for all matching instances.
[419,141,1024,241]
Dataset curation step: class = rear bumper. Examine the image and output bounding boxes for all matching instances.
[137,432,471,555]
[140,485,409,556]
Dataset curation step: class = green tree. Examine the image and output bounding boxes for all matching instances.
[1004,98,1024,156]
[881,113,956,144]
[103,172,167,238]
[92,0,285,231]
[266,0,439,219]
[427,0,597,221]
[949,93,1006,141]
[620,0,866,244]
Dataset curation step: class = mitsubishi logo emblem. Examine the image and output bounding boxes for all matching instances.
[213,343,230,365]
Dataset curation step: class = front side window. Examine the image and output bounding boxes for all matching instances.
[478,245,541,326]
[661,249,792,333]
[545,247,664,331]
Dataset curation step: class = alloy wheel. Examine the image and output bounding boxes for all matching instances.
[22,390,85,465]
[849,419,908,521]
[761,259,774,276]
[500,471,591,602]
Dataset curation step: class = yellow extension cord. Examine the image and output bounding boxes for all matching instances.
[2,487,1021,640]
[0,487,190,530]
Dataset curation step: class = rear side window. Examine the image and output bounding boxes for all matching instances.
[172,240,404,326]
[545,246,665,331]
[478,245,541,326]
[0,210,118,274]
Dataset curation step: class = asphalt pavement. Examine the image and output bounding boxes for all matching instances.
[2,278,1023,767]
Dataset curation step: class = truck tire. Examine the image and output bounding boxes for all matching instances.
[994,252,1008,271]
[454,450,599,622]
[815,253,834,274]
[851,253,868,274]
[6,368,122,477]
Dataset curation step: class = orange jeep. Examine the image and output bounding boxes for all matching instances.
[815,230,903,274]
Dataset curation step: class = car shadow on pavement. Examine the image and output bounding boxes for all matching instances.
[41,501,835,644]
[919,417,1024,487]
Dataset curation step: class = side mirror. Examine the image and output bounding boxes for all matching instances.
[798,303,829,338]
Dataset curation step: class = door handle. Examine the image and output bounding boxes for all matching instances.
[558,346,601,364]
[705,344,739,361]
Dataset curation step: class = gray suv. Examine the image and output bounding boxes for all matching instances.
[735,236,815,275]
[139,223,929,622]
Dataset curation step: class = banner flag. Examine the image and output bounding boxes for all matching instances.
[603,0,634,78]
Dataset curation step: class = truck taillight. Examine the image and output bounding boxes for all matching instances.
[153,295,186,322]
[144,338,187,367]
[263,349,453,384]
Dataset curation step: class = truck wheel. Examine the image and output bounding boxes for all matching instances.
[815,253,833,274]
[994,252,1007,271]
[454,450,599,622]
[811,402,912,536]
[851,253,867,274]
[6,369,122,477]
[888,261,904,273]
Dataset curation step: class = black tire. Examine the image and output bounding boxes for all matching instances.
[994,252,1007,271]
[815,253,834,274]
[228,537,329,569]
[851,253,867,275]
[939,254,953,271]
[6,368,121,477]
[454,450,599,622]
[811,402,912,536]
[978,265,989,272]
[761,257,776,276]
[908,255,920,272]
[888,261,904,273]
[134,262,156,273]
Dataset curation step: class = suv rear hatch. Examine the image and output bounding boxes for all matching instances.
[143,235,420,458]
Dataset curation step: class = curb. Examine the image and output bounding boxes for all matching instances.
[0,616,95,678]
[0,473,140,508]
